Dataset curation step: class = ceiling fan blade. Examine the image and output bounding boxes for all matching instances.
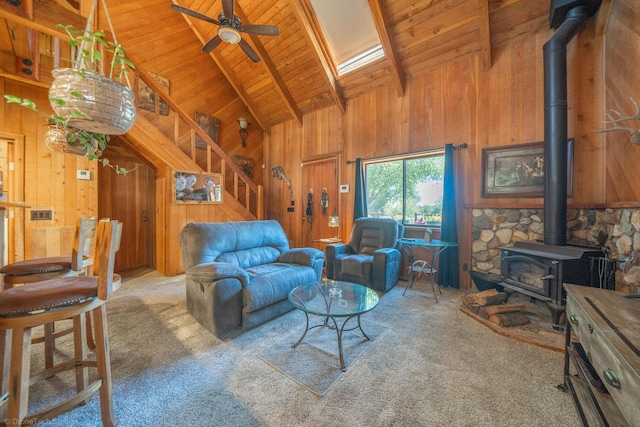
[222,0,235,20]
[203,35,224,53]
[241,24,280,37]
[171,4,221,26]
[238,39,260,62]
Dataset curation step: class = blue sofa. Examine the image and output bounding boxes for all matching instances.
[179,220,324,338]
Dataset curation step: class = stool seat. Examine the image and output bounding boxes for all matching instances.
[0,256,71,276]
[0,274,121,317]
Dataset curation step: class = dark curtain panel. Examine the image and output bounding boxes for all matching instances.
[354,158,367,222]
[438,144,460,288]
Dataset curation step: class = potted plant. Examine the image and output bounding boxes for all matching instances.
[48,21,137,135]
[4,95,134,176]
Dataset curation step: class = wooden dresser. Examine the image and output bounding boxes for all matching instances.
[562,284,640,427]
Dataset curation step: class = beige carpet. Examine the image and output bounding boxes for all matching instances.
[21,271,580,427]
[257,320,386,396]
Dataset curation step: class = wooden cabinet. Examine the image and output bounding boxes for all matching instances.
[562,284,640,427]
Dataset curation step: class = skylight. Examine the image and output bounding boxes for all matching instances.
[309,0,384,75]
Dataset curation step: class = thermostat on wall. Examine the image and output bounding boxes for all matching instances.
[77,170,91,180]
[340,184,349,193]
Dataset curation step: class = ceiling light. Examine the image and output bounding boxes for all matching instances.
[219,27,241,44]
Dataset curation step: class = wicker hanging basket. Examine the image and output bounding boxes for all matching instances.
[48,0,136,135]
[45,125,101,157]
[49,68,136,135]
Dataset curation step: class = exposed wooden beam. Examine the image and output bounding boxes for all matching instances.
[289,0,346,113]
[0,0,85,37]
[477,0,492,71]
[171,0,270,133]
[368,0,405,97]
[0,0,33,20]
[234,4,303,126]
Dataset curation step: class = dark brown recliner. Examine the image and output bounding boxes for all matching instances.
[326,217,403,293]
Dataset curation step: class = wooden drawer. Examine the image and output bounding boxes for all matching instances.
[564,285,640,427]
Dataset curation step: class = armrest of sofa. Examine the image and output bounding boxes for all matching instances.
[325,243,355,280]
[372,247,402,291]
[278,247,324,266]
[186,262,251,287]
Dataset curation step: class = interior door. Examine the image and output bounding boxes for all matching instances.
[0,135,25,265]
[301,156,339,247]
[98,146,155,272]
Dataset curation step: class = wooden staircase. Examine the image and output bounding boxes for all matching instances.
[122,67,264,220]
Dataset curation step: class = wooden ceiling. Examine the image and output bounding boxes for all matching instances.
[0,0,550,132]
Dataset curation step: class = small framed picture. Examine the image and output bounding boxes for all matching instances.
[173,171,223,203]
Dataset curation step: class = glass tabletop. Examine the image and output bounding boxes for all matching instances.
[397,238,458,248]
[288,280,379,318]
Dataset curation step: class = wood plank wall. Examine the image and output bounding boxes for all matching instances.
[265,3,640,289]
[0,79,98,263]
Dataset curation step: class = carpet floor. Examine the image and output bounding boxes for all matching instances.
[19,271,580,427]
[257,320,386,396]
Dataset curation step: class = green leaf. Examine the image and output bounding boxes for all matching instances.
[49,98,67,106]
[66,132,78,144]
[69,91,84,99]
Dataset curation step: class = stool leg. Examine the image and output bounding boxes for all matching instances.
[85,312,95,350]
[7,327,32,426]
[1,329,9,421]
[93,305,117,427]
[72,315,89,403]
[43,323,55,371]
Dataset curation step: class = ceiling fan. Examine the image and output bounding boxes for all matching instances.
[171,0,280,62]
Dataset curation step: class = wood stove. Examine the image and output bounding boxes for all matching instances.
[500,241,607,328]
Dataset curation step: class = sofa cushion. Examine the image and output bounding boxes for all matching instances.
[338,254,373,282]
[180,220,289,269]
[217,246,282,269]
[243,263,318,313]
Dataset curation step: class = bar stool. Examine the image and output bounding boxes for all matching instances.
[0,217,98,370]
[0,219,122,426]
[403,260,441,302]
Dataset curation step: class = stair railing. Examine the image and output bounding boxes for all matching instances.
[133,67,264,219]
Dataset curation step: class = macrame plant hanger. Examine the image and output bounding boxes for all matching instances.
[77,0,132,88]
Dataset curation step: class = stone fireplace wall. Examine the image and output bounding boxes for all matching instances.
[471,208,640,294]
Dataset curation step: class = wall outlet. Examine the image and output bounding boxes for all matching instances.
[463,263,468,271]
[340,184,349,193]
[77,170,91,180]
[287,207,294,212]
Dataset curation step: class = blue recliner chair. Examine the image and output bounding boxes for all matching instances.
[326,217,403,293]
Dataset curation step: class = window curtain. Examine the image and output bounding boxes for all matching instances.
[354,158,367,221]
[438,144,460,288]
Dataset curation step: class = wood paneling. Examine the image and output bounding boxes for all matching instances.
[603,0,640,203]
[1,81,97,261]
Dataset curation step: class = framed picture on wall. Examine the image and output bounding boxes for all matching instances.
[173,171,223,203]
[481,140,574,198]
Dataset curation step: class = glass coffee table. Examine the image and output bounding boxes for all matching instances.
[288,280,379,372]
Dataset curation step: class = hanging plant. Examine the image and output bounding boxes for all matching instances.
[48,0,137,135]
[4,95,134,176]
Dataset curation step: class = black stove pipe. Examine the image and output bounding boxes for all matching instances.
[543,5,591,246]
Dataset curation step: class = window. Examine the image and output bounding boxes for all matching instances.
[365,153,445,226]
[309,0,384,76]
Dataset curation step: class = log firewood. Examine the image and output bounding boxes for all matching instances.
[489,312,529,327]
[478,304,526,318]
[462,289,506,307]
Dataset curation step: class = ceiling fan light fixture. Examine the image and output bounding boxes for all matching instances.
[219,27,241,44]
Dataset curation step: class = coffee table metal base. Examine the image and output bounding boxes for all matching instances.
[291,312,372,372]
